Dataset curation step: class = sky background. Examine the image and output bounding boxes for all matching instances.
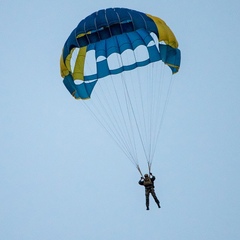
[1,0,240,240]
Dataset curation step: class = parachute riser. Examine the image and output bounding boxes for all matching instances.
[136,162,152,177]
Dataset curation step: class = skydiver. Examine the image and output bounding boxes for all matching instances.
[139,173,161,210]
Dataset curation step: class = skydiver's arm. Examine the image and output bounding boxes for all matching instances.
[138,178,144,185]
[150,175,156,181]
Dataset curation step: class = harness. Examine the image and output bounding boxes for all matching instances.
[143,177,152,187]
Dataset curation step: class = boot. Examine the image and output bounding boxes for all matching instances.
[157,202,161,208]
[146,198,149,210]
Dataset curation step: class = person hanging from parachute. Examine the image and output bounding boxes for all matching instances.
[60,8,181,209]
[139,173,161,210]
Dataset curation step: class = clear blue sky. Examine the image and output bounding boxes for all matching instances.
[1,1,240,239]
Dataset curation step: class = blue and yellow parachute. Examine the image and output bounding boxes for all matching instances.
[60,8,181,175]
[60,8,180,99]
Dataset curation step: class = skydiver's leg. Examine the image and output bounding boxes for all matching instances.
[145,189,150,210]
[150,188,161,208]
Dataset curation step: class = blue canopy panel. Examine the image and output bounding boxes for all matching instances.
[63,28,180,99]
[84,29,161,80]
[75,8,157,41]
[63,29,162,99]
[62,8,158,60]
[63,74,97,100]
[159,44,181,74]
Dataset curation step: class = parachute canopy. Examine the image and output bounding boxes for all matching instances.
[60,8,180,100]
[60,8,181,174]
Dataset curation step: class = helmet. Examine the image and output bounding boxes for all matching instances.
[144,174,149,178]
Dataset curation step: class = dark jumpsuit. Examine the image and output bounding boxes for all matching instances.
[139,175,160,209]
